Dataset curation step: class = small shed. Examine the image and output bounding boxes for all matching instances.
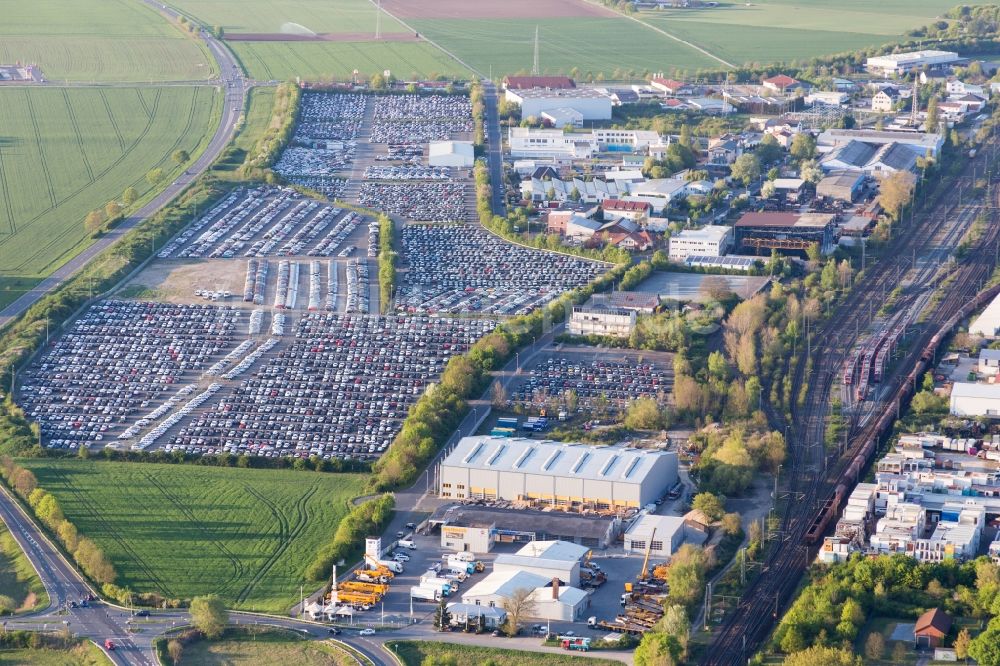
[914,608,951,649]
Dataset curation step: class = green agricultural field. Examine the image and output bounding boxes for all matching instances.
[170,0,410,36]
[0,0,213,82]
[231,41,469,81]
[0,86,220,281]
[406,17,719,77]
[159,628,356,666]
[639,0,994,67]
[387,641,624,666]
[0,524,48,613]
[21,460,366,612]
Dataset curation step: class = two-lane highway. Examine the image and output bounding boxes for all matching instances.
[482,81,507,218]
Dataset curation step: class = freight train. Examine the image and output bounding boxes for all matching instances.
[806,284,1000,545]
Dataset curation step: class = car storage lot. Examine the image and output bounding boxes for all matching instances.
[397,224,609,316]
[19,299,494,460]
[510,347,674,416]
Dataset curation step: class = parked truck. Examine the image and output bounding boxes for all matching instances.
[376,559,404,574]
[496,417,519,429]
[419,575,454,596]
[410,585,442,602]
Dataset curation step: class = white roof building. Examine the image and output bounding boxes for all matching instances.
[428,140,475,167]
[493,540,589,587]
[817,128,943,158]
[668,225,733,260]
[506,87,612,121]
[461,569,589,622]
[950,382,1000,418]
[627,178,690,210]
[440,437,679,510]
[970,291,1000,338]
[866,50,960,76]
[542,107,585,128]
[624,514,687,557]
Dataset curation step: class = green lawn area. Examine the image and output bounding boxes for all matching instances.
[0,277,40,312]
[387,641,624,666]
[212,86,276,178]
[406,17,718,78]
[170,0,410,36]
[0,523,48,614]
[0,639,110,666]
[160,628,355,666]
[0,86,220,282]
[0,0,213,82]
[230,40,470,81]
[20,459,367,612]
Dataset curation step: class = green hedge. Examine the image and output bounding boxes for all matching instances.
[306,493,395,581]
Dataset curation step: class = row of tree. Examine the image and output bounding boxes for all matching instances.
[377,214,396,313]
[241,82,300,180]
[305,494,394,582]
[0,457,116,585]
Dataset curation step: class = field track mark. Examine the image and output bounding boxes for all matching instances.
[98,90,127,155]
[364,0,480,77]
[0,151,15,236]
[135,88,153,121]
[62,89,96,184]
[235,484,318,605]
[141,471,246,594]
[11,89,164,273]
[48,469,172,597]
[21,90,58,209]
[581,0,735,69]
[232,485,288,604]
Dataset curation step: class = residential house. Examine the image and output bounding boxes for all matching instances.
[872,86,900,112]
[914,608,951,649]
[601,199,650,224]
[708,134,742,164]
[946,79,985,97]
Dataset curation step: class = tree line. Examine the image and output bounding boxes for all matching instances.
[377,214,396,314]
[305,494,394,582]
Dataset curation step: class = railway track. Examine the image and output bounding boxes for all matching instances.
[703,139,1000,663]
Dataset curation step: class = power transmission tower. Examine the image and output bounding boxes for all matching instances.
[532,26,539,76]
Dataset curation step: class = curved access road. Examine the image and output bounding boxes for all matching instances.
[0,2,246,330]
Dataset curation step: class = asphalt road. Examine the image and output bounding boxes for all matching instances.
[482,81,507,218]
[0,7,247,330]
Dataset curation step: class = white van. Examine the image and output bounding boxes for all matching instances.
[398,539,416,550]
[451,551,474,562]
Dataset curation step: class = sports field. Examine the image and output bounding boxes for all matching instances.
[170,0,410,36]
[21,460,367,612]
[0,86,220,281]
[0,0,213,82]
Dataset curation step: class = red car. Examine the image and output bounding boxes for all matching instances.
[104,639,115,651]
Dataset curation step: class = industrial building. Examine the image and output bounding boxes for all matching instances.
[460,570,590,621]
[970,291,1000,337]
[504,75,576,90]
[430,504,620,552]
[733,211,837,254]
[428,140,475,167]
[439,437,679,510]
[568,303,637,338]
[623,514,688,558]
[817,171,866,202]
[950,382,1000,418]
[865,50,960,76]
[505,87,613,121]
[493,540,590,587]
[817,128,943,159]
[668,225,733,260]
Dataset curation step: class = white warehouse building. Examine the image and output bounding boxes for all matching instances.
[505,87,613,121]
[970,291,1000,338]
[428,140,475,167]
[865,50,960,76]
[950,382,1000,418]
[440,437,679,510]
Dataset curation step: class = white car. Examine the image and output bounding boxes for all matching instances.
[359,628,376,636]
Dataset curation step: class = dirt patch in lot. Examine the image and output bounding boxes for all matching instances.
[225,32,422,42]
[116,259,247,306]
[381,0,615,20]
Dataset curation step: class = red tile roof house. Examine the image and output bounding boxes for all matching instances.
[762,74,800,93]
[913,608,951,649]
